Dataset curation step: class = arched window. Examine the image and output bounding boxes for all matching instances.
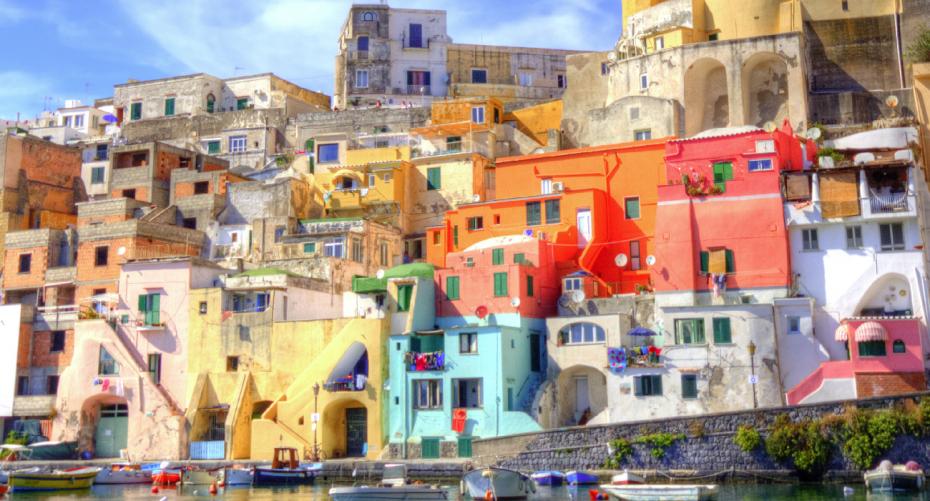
[893,340,906,353]
[559,323,606,345]
[206,93,216,113]
[361,11,376,21]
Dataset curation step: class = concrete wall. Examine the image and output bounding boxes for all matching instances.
[0,304,23,417]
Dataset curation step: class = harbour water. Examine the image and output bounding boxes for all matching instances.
[5,483,930,500]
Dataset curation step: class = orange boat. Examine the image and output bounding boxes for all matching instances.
[152,468,181,485]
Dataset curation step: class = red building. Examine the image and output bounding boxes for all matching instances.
[652,123,814,295]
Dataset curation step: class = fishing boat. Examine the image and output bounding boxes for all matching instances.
[253,447,315,485]
[94,463,152,484]
[567,470,599,485]
[181,467,221,485]
[461,467,535,500]
[531,470,565,486]
[220,467,253,486]
[611,470,645,485]
[151,462,182,486]
[864,460,926,492]
[600,483,718,501]
[8,466,100,492]
[329,464,451,500]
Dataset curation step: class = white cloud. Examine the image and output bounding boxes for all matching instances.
[0,71,52,120]
[0,0,26,24]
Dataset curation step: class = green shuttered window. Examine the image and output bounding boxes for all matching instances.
[493,272,508,297]
[712,317,732,344]
[492,248,504,265]
[138,293,161,326]
[526,201,541,226]
[446,276,460,300]
[427,167,441,190]
[545,199,560,223]
[396,284,414,312]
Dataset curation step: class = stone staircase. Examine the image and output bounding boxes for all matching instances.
[104,321,183,416]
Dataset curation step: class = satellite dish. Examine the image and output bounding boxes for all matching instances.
[885,95,899,109]
[805,127,822,141]
[762,121,777,133]
[614,253,628,267]
[523,229,533,237]
[646,255,657,266]
[571,289,586,303]
[472,194,481,203]
[116,246,127,256]
[510,297,521,308]
[475,305,489,319]
[375,269,385,279]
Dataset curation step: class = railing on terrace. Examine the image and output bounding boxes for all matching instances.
[405,351,445,372]
[869,188,910,213]
[405,85,432,96]
[411,142,490,159]
[35,304,79,324]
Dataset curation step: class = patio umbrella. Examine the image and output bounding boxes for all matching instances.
[628,326,657,337]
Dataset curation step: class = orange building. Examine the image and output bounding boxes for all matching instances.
[427,139,669,296]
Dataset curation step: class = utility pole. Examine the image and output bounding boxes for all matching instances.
[748,341,758,409]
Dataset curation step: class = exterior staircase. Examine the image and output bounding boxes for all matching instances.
[102,320,183,415]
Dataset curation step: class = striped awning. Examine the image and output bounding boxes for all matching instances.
[855,321,888,342]
[834,323,849,342]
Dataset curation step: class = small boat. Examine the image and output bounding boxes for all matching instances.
[329,464,451,500]
[600,483,718,501]
[182,468,221,485]
[531,470,565,486]
[9,466,101,492]
[567,470,599,485]
[221,467,253,486]
[152,463,182,486]
[864,460,926,492]
[0,484,7,495]
[611,470,645,485]
[253,447,315,486]
[461,467,535,500]
[94,463,152,485]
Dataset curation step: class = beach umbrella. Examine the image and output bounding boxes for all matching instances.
[627,326,657,337]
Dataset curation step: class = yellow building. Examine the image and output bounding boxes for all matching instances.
[185,281,390,460]
[619,0,899,54]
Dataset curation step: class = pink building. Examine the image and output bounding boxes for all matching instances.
[52,257,226,460]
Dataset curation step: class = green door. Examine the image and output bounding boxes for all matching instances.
[345,408,367,457]
[95,404,128,458]
[421,437,440,459]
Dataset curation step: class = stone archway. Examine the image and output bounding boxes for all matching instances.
[853,273,914,317]
[79,394,129,458]
[321,397,369,459]
[684,58,729,136]
[741,52,790,128]
[555,365,607,427]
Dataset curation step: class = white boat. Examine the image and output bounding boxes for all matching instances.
[94,463,152,485]
[611,470,645,485]
[600,483,718,501]
[330,464,451,501]
[461,467,535,500]
[221,467,253,486]
[864,460,926,492]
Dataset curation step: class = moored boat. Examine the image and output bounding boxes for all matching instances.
[329,464,450,500]
[9,466,100,492]
[531,470,565,486]
[567,470,599,485]
[611,470,645,485]
[152,466,182,485]
[181,468,221,485]
[864,460,926,492]
[600,483,718,501]
[221,467,253,486]
[94,463,152,485]
[253,447,316,486]
[461,467,535,500]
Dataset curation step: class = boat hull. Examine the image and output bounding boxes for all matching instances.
[865,470,926,492]
[329,485,451,500]
[253,468,315,485]
[462,468,534,500]
[221,468,253,486]
[94,468,152,485]
[152,468,182,485]
[182,469,220,485]
[532,471,565,486]
[600,484,718,501]
[567,471,599,485]
[10,468,100,492]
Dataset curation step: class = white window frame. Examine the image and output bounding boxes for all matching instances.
[755,139,776,153]
[351,238,363,262]
[541,179,552,195]
[563,277,582,292]
[846,225,863,249]
[368,173,376,187]
[634,129,652,141]
[518,72,533,86]
[74,114,84,128]
[355,69,369,89]
[324,237,345,258]
[655,36,665,50]
[413,379,442,409]
[229,135,247,153]
[471,106,486,124]
[748,158,773,172]
[801,228,819,251]
[879,222,905,251]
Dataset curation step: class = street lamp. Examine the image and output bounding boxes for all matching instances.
[312,382,320,461]
[748,341,758,409]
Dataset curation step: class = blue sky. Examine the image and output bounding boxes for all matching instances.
[0,0,620,120]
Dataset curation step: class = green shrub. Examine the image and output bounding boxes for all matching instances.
[907,24,930,62]
[843,411,900,470]
[635,432,686,459]
[734,425,761,452]
[604,438,632,469]
[764,417,830,474]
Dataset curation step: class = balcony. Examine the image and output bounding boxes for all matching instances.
[45,266,76,284]
[12,395,56,417]
[405,85,432,96]
[328,189,364,211]
[35,304,78,330]
[411,141,490,160]
[405,351,445,372]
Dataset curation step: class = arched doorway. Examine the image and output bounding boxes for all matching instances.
[321,398,369,459]
[81,395,129,458]
[741,52,790,127]
[555,365,607,427]
[684,58,729,136]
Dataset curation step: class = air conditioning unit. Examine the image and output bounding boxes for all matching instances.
[552,181,564,193]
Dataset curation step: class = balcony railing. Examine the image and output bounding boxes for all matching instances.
[869,188,909,213]
[35,304,79,325]
[405,351,445,372]
[323,378,367,392]
[406,85,432,96]
[411,142,490,159]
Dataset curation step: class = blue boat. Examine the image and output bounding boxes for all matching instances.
[531,470,565,486]
[566,470,599,485]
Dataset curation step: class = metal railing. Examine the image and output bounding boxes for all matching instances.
[406,85,432,96]
[868,188,909,213]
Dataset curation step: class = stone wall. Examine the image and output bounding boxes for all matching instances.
[474,391,930,474]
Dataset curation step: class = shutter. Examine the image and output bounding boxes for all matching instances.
[713,318,731,343]
[407,71,414,86]
[458,437,473,457]
[527,275,534,297]
[699,251,709,274]
[410,336,421,352]
[424,71,431,86]
[654,376,663,395]
[634,377,643,396]
[708,249,727,274]
[138,294,148,313]
[453,226,459,247]
[725,249,735,273]
[723,162,734,180]
[150,294,160,325]
[696,319,705,344]
[820,171,860,218]
[492,248,503,265]
[526,202,541,226]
